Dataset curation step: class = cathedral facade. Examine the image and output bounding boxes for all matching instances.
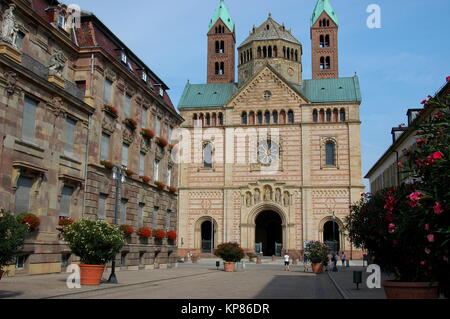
[177,0,364,258]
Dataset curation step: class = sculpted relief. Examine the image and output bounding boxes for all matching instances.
[245,185,291,208]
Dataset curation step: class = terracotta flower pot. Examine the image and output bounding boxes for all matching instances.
[256,257,262,264]
[191,256,198,264]
[383,281,439,299]
[312,263,324,274]
[0,270,4,280]
[79,265,105,286]
[224,262,235,272]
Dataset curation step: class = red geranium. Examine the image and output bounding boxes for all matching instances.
[17,213,41,232]
[142,129,155,139]
[119,224,135,237]
[167,230,177,241]
[156,136,169,148]
[141,175,152,184]
[58,217,74,228]
[137,227,152,239]
[154,229,166,240]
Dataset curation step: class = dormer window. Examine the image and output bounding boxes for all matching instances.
[121,51,127,64]
[127,62,134,72]
[58,14,66,29]
[159,87,164,97]
[142,71,148,82]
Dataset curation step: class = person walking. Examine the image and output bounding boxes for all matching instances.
[284,253,290,271]
[341,252,347,266]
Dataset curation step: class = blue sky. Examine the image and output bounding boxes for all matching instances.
[72,0,449,187]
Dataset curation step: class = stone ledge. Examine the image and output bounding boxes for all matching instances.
[0,43,22,63]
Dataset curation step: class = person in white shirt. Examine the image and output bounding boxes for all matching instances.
[284,253,290,271]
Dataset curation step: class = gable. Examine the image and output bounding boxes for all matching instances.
[227,66,308,108]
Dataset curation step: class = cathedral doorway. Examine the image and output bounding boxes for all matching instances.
[201,220,215,253]
[255,211,283,256]
[323,221,340,253]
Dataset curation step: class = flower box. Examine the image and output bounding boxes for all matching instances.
[137,227,152,239]
[153,229,166,240]
[16,213,41,232]
[166,230,177,241]
[119,224,135,238]
[155,181,166,191]
[124,118,138,130]
[100,160,115,170]
[140,175,152,184]
[142,129,155,139]
[104,104,118,117]
[124,169,136,177]
[155,136,169,148]
[168,186,177,194]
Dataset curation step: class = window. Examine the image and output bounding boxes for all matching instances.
[14,176,33,216]
[152,207,159,229]
[218,113,224,126]
[159,87,164,97]
[326,109,332,122]
[340,109,346,122]
[141,106,148,128]
[65,117,76,155]
[16,255,27,270]
[121,253,127,267]
[139,152,146,176]
[60,185,74,218]
[320,57,325,70]
[325,57,331,69]
[98,194,108,220]
[120,199,127,224]
[325,35,330,47]
[58,14,66,28]
[142,71,147,82]
[122,143,129,167]
[14,31,25,50]
[127,62,134,72]
[101,133,110,161]
[203,143,213,168]
[265,111,271,124]
[273,111,278,124]
[138,203,145,227]
[313,110,318,122]
[121,51,127,64]
[167,166,172,187]
[124,94,132,118]
[168,126,173,143]
[279,111,286,124]
[155,116,161,136]
[242,112,247,125]
[153,160,160,181]
[325,141,336,166]
[104,79,113,105]
[22,96,37,143]
[257,112,263,125]
[165,210,171,231]
[288,110,294,124]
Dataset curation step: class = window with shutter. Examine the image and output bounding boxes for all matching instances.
[22,97,37,143]
[60,186,74,218]
[14,176,33,216]
[101,133,110,161]
[98,194,108,220]
[65,118,76,155]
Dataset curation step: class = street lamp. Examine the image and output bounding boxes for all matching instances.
[107,165,126,284]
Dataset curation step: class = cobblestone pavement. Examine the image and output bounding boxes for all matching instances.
[0,261,342,299]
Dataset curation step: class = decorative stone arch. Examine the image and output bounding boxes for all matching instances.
[193,216,219,251]
[321,137,339,169]
[318,216,346,252]
[242,202,288,253]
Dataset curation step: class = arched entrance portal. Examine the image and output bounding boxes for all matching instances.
[201,220,215,254]
[323,221,340,253]
[255,211,282,256]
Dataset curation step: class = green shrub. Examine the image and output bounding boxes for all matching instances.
[305,241,329,264]
[0,211,28,268]
[215,242,245,262]
[63,220,125,265]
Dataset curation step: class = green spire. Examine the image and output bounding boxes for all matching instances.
[311,0,339,26]
[208,0,235,33]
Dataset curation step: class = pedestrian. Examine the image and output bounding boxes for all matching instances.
[341,251,347,266]
[284,252,290,271]
[303,253,309,272]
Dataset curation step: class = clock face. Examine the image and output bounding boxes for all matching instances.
[258,140,279,165]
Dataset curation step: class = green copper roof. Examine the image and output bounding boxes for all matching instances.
[178,77,361,109]
[208,0,235,33]
[178,83,238,109]
[311,0,339,26]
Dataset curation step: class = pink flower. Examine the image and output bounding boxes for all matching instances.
[425,248,431,255]
[431,151,444,160]
[434,202,444,215]
[427,234,435,243]
[388,223,396,234]
[408,192,423,208]
[420,261,426,266]
[425,224,430,231]
[397,162,404,168]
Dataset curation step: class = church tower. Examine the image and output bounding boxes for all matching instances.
[207,0,236,83]
[310,0,339,79]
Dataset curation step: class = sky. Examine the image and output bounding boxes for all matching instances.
[70,0,450,188]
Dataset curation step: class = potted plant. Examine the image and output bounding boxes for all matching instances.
[104,104,118,117]
[142,128,155,140]
[0,211,27,280]
[155,136,169,148]
[168,186,177,194]
[62,220,125,286]
[154,229,166,240]
[140,175,152,184]
[124,118,138,130]
[119,224,135,239]
[137,227,152,244]
[167,230,177,241]
[346,96,449,299]
[305,241,329,274]
[155,181,166,191]
[16,213,41,232]
[124,169,136,178]
[57,217,74,232]
[100,160,115,170]
[214,242,245,272]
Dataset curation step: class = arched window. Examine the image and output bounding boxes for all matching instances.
[193,113,198,125]
[250,48,253,60]
[313,110,318,122]
[325,35,330,47]
[326,20,330,27]
[206,113,211,126]
[288,110,294,123]
[320,35,324,48]
[287,48,290,60]
[320,57,325,70]
[326,109,332,122]
[263,46,267,58]
[333,109,339,122]
[218,113,224,125]
[220,41,224,53]
[295,50,298,61]
[265,111,271,124]
[268,46,272,58]
[247,50,250,62]
[291,49,294,60]
[279,110,286,124]
[319,20,322,27]
[215,41,220,53]
[240,53,244,65]
[325,57,331,69]
[249,111,255,125]
[203,143,213,168]
[219,62,225,75]
[242,112,248,125]
[273,111,278,124]
[215,26,218,33]
[212,113,217,126]
[274,46,278,57]
[199,113,204,126]
[283,46,286,58]
[257,111,263,125]
[215,62,220,75]
[340,109,346,122]
[325,141,336,166]
[319,109,325,122]
[257,47,262,58]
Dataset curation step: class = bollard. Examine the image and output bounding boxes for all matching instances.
[346,260,350,267]
[353,271,363,290]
